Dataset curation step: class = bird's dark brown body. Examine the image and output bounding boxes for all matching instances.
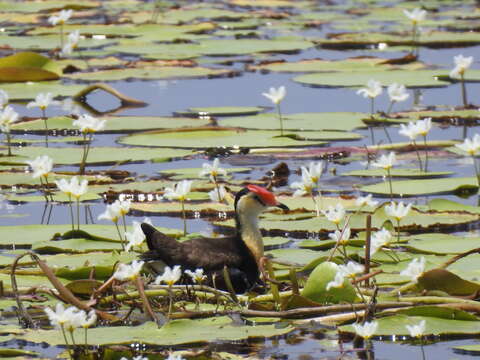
[140,185,288,293]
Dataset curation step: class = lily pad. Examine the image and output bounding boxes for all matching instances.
[342,168,453,178]
[118,128,361,148]
[175,106,264,117]
[17,317,293,346]
[405,233,480,255]
[360,176,479,196]
[0,52,61,82]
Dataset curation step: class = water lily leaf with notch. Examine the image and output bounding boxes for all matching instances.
[0,52,61,82]
[398,109,480,122]
[175,106,264,117]
[0,272,68,291]
[404,233,480,255]
[118,128,361,148]
[340,314,480,336]
[159,166,250,180]
[1,146,192,165]
[266,248,328,267]
[12,116,212,133]
[17,316,293,345]
[395,306,479,321]
[0,34,115,51]
[426,198,480,214]
[65,66,235,82]
[416,269,480,296]
[33,238,123,254]
[294,69,452,88]
[221,112,367,131]
[444,254,480,282]
[360,176,478,196]
[250,57,426,73]
[342,168,453,178]
[367,139,457,151]
[302,262,357,304]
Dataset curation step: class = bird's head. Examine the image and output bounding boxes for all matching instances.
[234,185,289,216]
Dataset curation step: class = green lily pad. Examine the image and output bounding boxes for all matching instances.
[426,198,480,214]
[220,112,367,132]
[302,262,357,304]
[18,317,293,346]
[118,128,361,148]
[294,69,453,88]
[176,106,264,117]
[417,269,480,296]
[65,66,234,82]
[12,116,212,133]
[0,52,61,82]
[405,233,480,255]
[1,146,192,165]
[159,166,250,180]
[360,176,479,196]
[343,168,453,178]
[0,81,84,100]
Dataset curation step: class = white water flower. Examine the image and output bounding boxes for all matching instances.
[79,309,97,329]
[125,221,146,252]
[155,265,182,286]
[370,228,392,255]
[339,261,364,279]
[455,134,480,156]
[450,54,474,79]
[208,184,227,202]
[113,260,144,281]
[385,201,412,221]
[0,89,8,108]
[399,122,421,141]
[290,168,315,197]
[262,86,286,104]
[353,321,378,339]
[388,83,409,103]
[166,355,186,360]
[0,105,19,133]
[25,155,53,179]
[44,303,87,332]
[185,268,207,284]
[328,227,351,245]
[416,118,432,137]
[400,257,426,282]
[73,114,106,133]
[55,177,88,199]
[378,42,388,51]
[163,180,192,201]
[403,8,427,24]
[26,92,56,111]
[115,199,131,216]
[406,320,426,338]
[48,9,73,26]
[303,161,323,184]
[326,270,346,290]
[371,152,397,170]
[199,158,227,181]
[356,79,382,99]
[321,203,346,225]
[355,194,378,208]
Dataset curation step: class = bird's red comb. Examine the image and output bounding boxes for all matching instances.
[247,184,277,206]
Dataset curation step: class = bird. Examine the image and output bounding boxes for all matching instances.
[140,184,289,293]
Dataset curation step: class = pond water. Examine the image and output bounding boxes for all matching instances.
[2,0,480,359]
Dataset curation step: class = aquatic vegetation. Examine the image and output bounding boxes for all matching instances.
[163,180,193,236]
[356,79,382,116]
[262,86,287,136]
[0,105,19,156]
[72,114,106,174]
[48,9,73,49]
[25,155,54,202]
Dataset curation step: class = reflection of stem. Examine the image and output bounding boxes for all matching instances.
[6,133,12,156]
[386,100,395,115]
[68,194,74,230]
[460,73,468,108]
[369,126,375,146]
[44,174,54,202]
[276,103,284,136]
[181,200,187,236]
[423,135,428,172]
[39,177,49,202]
[370,97,375,116]
[42,108,49,147]
[387,168,393,201]
[412,139,423,171]
[473,156,480,187]
[420,339,426,360]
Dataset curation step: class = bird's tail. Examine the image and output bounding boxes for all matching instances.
[140,223,177,261]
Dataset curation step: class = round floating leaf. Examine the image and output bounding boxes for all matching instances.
[302,262,357,304]
[294,70,452,88]
[175,106,264,117]
[0,81,84,100]
[118,128,361,148]
[417,269,480,296]
[405,233,480,255]
[426,198,480,214]
[159,166,250,180]
[342,168,453,178]
[360,176,478,196]
[17,317,293,346]
[221,112,367,131]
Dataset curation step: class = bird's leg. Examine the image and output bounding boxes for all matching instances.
[259,256,282,285]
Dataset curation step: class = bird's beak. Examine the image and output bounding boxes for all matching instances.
[276,202,289,211]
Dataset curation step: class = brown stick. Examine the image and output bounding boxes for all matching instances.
[73,83,147,106]
[135,276,160,323]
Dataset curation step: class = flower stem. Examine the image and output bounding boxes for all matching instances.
[473,156,480,187]
[386,168,393,201]
[276,103,284,136]
[396,219,401,243]
[181,199,187,236]
[412,139,423,171]
[39,176,49,202]
[461,73,468,108]
[167,284,173,321]
[311,193,319,217]
[76,198,80,230]
[423,135,429,172]
[60,23,64,49]
[386,100,395,115]
[60,324,73,360]
[6,133,11,156]
[114,221,124,250]
[84,328,88,349]
[213,175,222,203]
[370,97,374,117]
[68,194,74,231]
[42,108,48,147]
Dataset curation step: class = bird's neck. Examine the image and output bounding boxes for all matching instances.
[235,202,264,264]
